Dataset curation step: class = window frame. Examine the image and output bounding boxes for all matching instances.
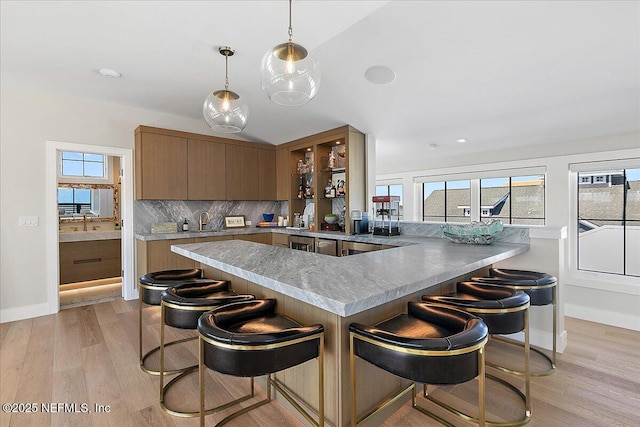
[415,167,546,225]
[569,158,640,283]
[57,150,112,184]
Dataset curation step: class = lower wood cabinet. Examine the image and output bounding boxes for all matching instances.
[136,236,234,279]
[233,233,272,245]
[271,233,289,248]
[59,239,121,284]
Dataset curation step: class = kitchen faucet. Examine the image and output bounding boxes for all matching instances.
[199,211,211,231]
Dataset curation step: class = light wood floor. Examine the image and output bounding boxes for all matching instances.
[1,299,639,427]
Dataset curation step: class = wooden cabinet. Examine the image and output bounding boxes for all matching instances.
[60,239,121,284]
[136,238,195,278]
[187,138,226,200]
[136,236,239,279]
[226,145,258,200]
[258,148,276,201]
[233,233,272,245]
[271,233,289,248]
[135,131,187,200]
[135,126,276,201]
[283,126,366,234]
[276,148,289,200]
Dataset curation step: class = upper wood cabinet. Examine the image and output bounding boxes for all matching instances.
[187,138,226,200]
[226,144,258,200]
[276,148,289,200]
[282,125,366,234]
[135,131,188,200]
[258,149,276,201]
[135,126,276,201]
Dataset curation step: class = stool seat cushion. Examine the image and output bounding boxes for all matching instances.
[198,299,324,377]
[139,269,214,305]
[349,302,487,385]
[422,282,529,335]
[161,281,254,329]
[471,268,556,306]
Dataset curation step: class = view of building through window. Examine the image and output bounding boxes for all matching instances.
[480,175,545,225]
[423,180,471,223]
[577,167,640,277]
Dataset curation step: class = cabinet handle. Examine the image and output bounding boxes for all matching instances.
[74,258,102,264]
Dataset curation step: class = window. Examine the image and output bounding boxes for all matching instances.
[57,187,91,215]
[423,180,471,223]
[577,167,639,277]
[480,175,545,225]
[375,184,404,220]
[61,151,105,178]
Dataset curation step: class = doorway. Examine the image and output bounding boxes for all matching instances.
[46,142,135,314]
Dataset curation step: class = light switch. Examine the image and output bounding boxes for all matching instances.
[19,216,39,226]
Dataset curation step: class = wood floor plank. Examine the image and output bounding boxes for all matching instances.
[9,315,55,427]
[2,299,640,427]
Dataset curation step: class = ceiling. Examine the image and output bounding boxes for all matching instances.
[1,1,638,174]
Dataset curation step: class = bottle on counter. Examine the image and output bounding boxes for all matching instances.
[182,218,189,231]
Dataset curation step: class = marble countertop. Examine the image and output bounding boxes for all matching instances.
[172,237,529,317]
[137,227,442,247]
[59,230,121,242]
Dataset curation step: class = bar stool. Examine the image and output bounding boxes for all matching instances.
[197,299,325,427]
[423,282,531,427]
[159,281,254,417]
[472,268,557,376]
[349,302,488,427]
[138,269,223,375]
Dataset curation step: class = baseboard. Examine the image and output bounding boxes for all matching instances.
[503,327,568,354]
[564,303,640,331]
[0,302,52,324]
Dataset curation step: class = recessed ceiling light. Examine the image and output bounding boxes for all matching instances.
[365,65,396,85]
[428,143,438,150]
[98,68,121,78]
[456,138,467,143]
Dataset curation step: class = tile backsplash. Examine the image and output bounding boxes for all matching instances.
[134,200,287,233]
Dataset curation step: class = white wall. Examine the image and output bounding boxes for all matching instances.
[377,134,640,331]
[0,81,240,322]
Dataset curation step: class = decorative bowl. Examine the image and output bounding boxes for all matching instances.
[324,214,338,224]
[441,219,504,245]
[262,213,275,222]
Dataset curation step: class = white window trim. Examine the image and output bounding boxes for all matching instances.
[57,150,113,184]
[567,158,640,291]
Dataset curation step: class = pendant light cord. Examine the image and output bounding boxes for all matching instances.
[288,0,293,42]
[224,53,229,91]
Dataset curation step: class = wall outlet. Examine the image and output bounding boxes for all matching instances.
[19,216,39,226]
[246,220,252,226]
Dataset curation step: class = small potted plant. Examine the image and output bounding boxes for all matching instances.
[324,213,338,224]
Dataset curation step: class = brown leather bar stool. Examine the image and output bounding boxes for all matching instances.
[423,282,531,427]
[138,269,223,375]
[349,302,488,427]
[197,299,325,427]
[159,281,254,417]
[472,268,558,376]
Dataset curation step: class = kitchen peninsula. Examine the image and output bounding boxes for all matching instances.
[171,233,528,426]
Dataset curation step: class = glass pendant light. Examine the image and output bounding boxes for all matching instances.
[260,0,320,106]
[203,46,248,133]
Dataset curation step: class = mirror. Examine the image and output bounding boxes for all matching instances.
[58,183,118,223]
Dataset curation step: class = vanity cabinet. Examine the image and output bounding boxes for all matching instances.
[59,239,121,284]
[135,126,276,201]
